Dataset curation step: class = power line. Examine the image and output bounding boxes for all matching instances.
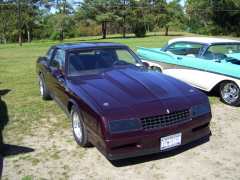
[1,2,240,12]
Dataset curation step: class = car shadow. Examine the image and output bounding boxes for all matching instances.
[109,133,211,167]
[0,89,35,177]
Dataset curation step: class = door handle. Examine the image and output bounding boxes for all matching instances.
[177,57,182,60]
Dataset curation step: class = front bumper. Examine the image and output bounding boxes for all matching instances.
[95,125,211,160]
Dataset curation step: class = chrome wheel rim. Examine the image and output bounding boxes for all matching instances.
[39,78,43,97]
[72,111,82,141]
[222,82,239,103]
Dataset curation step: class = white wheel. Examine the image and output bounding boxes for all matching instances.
[220,81,240,106]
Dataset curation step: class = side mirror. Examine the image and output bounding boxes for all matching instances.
[143,62,150,68]
[38,57,47,61]
[52,69,63,77]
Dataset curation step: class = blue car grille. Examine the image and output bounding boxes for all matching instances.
[140,109,191,130]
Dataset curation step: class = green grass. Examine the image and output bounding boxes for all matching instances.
[0,32,221,151]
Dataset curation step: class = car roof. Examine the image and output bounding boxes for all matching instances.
[168,37,240,45]
[54,42,127,50]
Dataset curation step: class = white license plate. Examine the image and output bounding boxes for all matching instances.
[160,133,182,150]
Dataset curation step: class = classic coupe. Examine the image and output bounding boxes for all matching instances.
[137,37,240,106]
[36,42,212,160]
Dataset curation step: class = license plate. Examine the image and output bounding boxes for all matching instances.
[160,133,182,150]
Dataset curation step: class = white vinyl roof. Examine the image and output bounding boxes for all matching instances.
[168,37,240,45]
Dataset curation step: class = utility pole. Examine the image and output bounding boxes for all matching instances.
[18,0,22,46]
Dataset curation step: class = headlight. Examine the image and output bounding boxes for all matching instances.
[108,118,142,134]
[192,102,211,118]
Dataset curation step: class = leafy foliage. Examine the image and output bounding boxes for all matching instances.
[186,0,240,36]
[1,0,240,43]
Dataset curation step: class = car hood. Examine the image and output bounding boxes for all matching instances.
[71,69,205,111]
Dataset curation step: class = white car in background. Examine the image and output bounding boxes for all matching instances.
[137,37,240,106]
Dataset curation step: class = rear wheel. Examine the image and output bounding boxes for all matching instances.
[39,74,51,100]
[71,106,91,147]
[220,81,240,106]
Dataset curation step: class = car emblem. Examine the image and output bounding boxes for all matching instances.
[190,89,194,92]
[166,109,170,114]
[103,103,109,106]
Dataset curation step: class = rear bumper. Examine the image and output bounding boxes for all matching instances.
[97,128,211,160]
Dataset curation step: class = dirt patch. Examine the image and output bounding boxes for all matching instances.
[1,103,240,180]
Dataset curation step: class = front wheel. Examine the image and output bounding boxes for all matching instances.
[220,81,240,106]
[152,66,162,73]
[71,106,91,147]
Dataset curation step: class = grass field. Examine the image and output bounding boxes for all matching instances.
[0,32,234,179]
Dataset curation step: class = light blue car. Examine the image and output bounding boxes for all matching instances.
[137,37,240,106]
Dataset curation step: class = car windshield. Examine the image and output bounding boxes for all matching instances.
[203,43,240,60]
[68,48,145,76]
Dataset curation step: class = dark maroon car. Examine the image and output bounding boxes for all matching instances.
[36,42,212,160]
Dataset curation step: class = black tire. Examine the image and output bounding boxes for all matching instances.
[220,81,240,106]
[71,106,91,147]
[39,74,51,100]
[152,66,162,73]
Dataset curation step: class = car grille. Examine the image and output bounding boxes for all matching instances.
[140,109,191,130]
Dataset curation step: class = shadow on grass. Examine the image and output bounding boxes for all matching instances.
[74,34,184,42]
[110,133,211,167]
[0,89,35,177]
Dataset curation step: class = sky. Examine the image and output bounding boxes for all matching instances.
[168,0,185,6]
[180,0,185,6]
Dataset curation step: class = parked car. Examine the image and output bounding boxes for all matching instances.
[137,37,240,106]
[36,42,212,160]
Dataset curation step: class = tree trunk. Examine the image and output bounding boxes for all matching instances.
[26,21,31,43]
[2,29,7,44]
[123,16,126,38]
[154,27,156,36]
[60,24,64,41]
[165,26,169,36]
[102,21,107,39]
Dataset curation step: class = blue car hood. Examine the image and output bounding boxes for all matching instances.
[71,69,205,111]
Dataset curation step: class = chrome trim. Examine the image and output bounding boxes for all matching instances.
[143,59,240,80]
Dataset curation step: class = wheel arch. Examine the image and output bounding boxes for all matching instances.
[68,99,81,115]
[210,79,240,92]
[141,59,163,72]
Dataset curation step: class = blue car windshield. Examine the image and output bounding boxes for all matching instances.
[68,48,145,76]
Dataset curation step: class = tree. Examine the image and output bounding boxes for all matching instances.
[156,0,184,36]
[77,0,123,39]
[0,2,17,43]
[185,0,240,36]
[47,1,75,41]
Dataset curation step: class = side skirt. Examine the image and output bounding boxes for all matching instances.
[50,93,71,118]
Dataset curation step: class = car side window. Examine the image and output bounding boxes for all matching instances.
[166,43,201,57]
[46,47,55,64]
[52,49,66,72]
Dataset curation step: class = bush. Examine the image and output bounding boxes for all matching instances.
[133,24,146,37]
[50,32,60,41]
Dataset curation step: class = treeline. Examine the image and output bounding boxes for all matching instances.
[0,0,240,44]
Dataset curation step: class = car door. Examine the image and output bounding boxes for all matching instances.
[165,43,209,90]
[45,48,69,108]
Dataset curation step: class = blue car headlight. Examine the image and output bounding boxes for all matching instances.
[109,118,142,134]
[192,102,211,118]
